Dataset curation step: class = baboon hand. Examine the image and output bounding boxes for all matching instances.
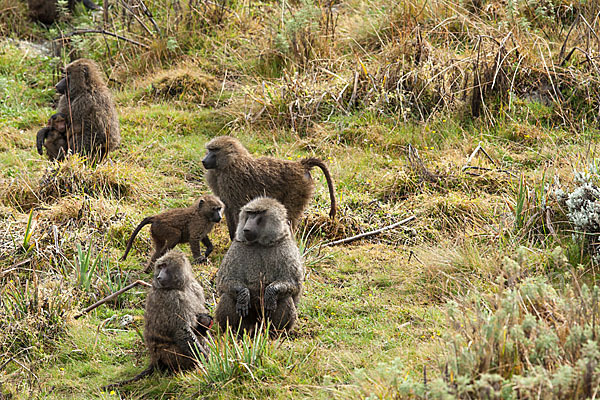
[236,287,250,317]
[264,286,277,315]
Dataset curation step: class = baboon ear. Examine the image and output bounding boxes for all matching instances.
[83,65,89,83]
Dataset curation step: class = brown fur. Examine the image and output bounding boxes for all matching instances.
[27,0,100,25]
[55,59,120,160]
[203,136,337,239]
[104,250,212,389]
[121,194,224,271]
[36,113,68,161]
[215,197,304,335]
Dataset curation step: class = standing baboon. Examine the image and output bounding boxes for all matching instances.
[215,197,305,334]
[36,112,69,161]
[121,194,224,271]
[54,58,120,160]
[104,250,212,389]
[202,136,337,239]
[28,0,101,25]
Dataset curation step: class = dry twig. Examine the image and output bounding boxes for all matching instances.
[74,280,152,319]
[324,215,417,246]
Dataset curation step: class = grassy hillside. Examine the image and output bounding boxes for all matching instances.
[1,0,600,398]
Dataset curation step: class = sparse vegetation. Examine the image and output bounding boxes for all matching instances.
[1,0,600,398]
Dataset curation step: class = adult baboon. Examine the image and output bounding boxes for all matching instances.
[104,250,212,389]
[202,136,337,239]
[215,197,305,334]
[54,58,120,160]
[28,0,101,25]
[121,194,224,271]
[36,112,68,161]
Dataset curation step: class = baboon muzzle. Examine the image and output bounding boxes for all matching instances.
[202,151,216,169]
[55,77,68,94]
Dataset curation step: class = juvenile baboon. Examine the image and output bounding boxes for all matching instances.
[28,0,101,25]
[202,136,337,239]
[54,58,120,160]
[104,250,212,389]
[121,194,224,271]
[215,197,305,334]
[36,113,69,161]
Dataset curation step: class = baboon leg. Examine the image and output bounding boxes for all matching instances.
[189,237,205,264]
[268,297,297,332]
[201,236,213,260]
[224,208,238,240]
[215,295,257,335]
[145,228,180,271]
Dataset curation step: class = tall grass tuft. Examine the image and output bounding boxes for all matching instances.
[193,322,272,387]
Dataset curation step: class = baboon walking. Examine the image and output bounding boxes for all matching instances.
[121,195,224,271]
[202,136,337,239]
[104,250,212,389]
[53,58,120,160]
[215,197,305,334]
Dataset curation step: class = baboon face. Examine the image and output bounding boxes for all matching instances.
[56,59,104,96]
[202,136,249,170]
[198,195,224,223]
[153,252,193,290]
[236,197,290,246]
[48,113,67,133]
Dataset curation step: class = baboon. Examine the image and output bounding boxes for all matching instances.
[202,136,337,239]
[215,197,305,334]
[104,250,212,389]
[53,58,120,160]
[28,0,101,25]
[36,113,69,161]
[121,194,224,271]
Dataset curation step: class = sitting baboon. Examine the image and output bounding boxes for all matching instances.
[121,194,224,271]
[36,113,68,161]
[202,136,337,240]
[215,197,305,334]
[28,0,101,25]
[54,58,120,160]
[104,250,212,389]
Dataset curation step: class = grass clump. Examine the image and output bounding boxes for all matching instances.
[193,324,272,389]
[136,66,220,106]
[1,155,151,211]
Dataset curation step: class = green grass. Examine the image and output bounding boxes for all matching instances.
[1,0,600,398]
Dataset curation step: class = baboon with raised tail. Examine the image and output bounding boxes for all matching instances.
[202,135,337,239]
[121,194,224,272]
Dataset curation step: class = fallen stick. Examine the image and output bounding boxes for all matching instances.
[323,215,417,247]
[55,29,150,49]
[74,280,152,319]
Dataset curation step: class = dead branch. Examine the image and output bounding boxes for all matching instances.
[324,215,417,246]
[462,142,496,169]
[55,29,150,49]
[138,0,161,36]
[74,280,152,319]
[0,258,31,278]
[119,0,154,36]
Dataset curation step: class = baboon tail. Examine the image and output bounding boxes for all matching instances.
[301,158,337,219]
[36,128,49,156]
[102,365,154,391]
[120,217,153,261]
[82,0,102,10]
